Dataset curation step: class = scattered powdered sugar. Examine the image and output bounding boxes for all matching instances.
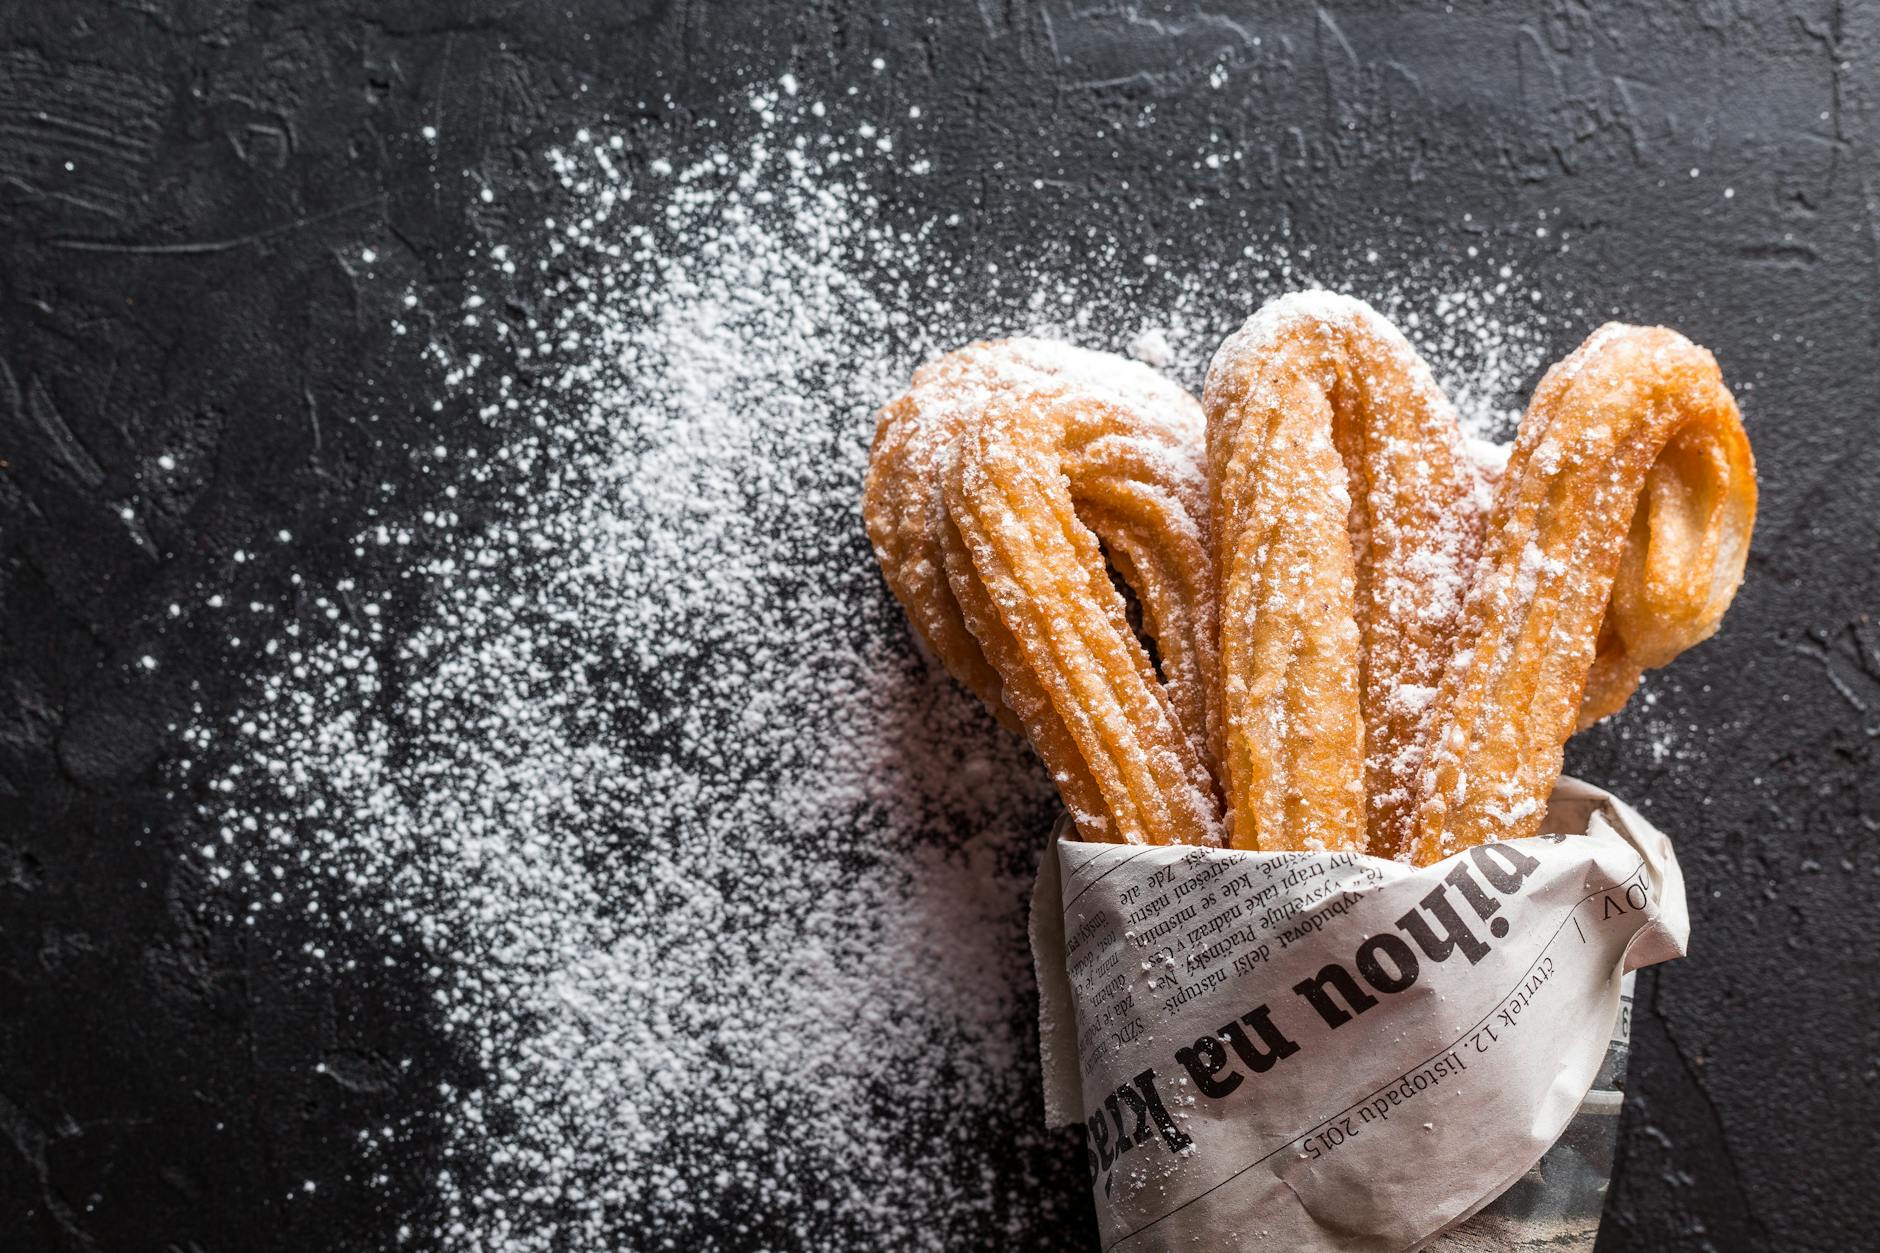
[1127,327,1177,368]
[177,82,1565,1249]
[1603,682,1696,768]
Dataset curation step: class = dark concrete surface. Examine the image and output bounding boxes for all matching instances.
[2,2,1876,1250]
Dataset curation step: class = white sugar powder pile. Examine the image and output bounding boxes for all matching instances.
[180,86,1563,1250]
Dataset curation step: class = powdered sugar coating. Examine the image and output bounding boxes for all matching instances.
[1205,292,1488,857]
[868,337,1221,845]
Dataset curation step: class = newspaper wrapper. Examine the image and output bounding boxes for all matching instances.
[1030,778,1685,1251]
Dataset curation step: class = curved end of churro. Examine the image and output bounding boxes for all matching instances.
[1410,320,1758,862]
[868,336,1223,848]
[1569,324,1759,707]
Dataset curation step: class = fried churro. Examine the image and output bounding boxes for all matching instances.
[1203,293,1487,856]
[866,339,1221,845]
[1407,324,1756,863]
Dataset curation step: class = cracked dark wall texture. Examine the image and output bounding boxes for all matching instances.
[1,1,1876,1250]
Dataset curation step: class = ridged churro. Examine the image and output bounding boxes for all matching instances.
[866,340,1221,845]
[1203,293,1487,856]
[1406,324,1756,863]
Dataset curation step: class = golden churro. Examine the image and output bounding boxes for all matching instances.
[1407,324,1756,863]
[1203,293,1487,856]
[866,339,1221,845]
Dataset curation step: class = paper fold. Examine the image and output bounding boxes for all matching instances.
[1030,777,1687,1251]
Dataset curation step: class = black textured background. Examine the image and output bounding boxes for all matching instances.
[3,3,1877,1250]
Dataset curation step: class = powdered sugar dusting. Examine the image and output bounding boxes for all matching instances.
[178,83,1565,1248]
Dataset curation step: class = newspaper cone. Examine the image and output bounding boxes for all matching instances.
[1031,778,1685,1251]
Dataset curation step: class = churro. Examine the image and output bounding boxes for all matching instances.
[866,340,1221,845]
[1407,324,1756,862]
[1203,293,1487,856]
